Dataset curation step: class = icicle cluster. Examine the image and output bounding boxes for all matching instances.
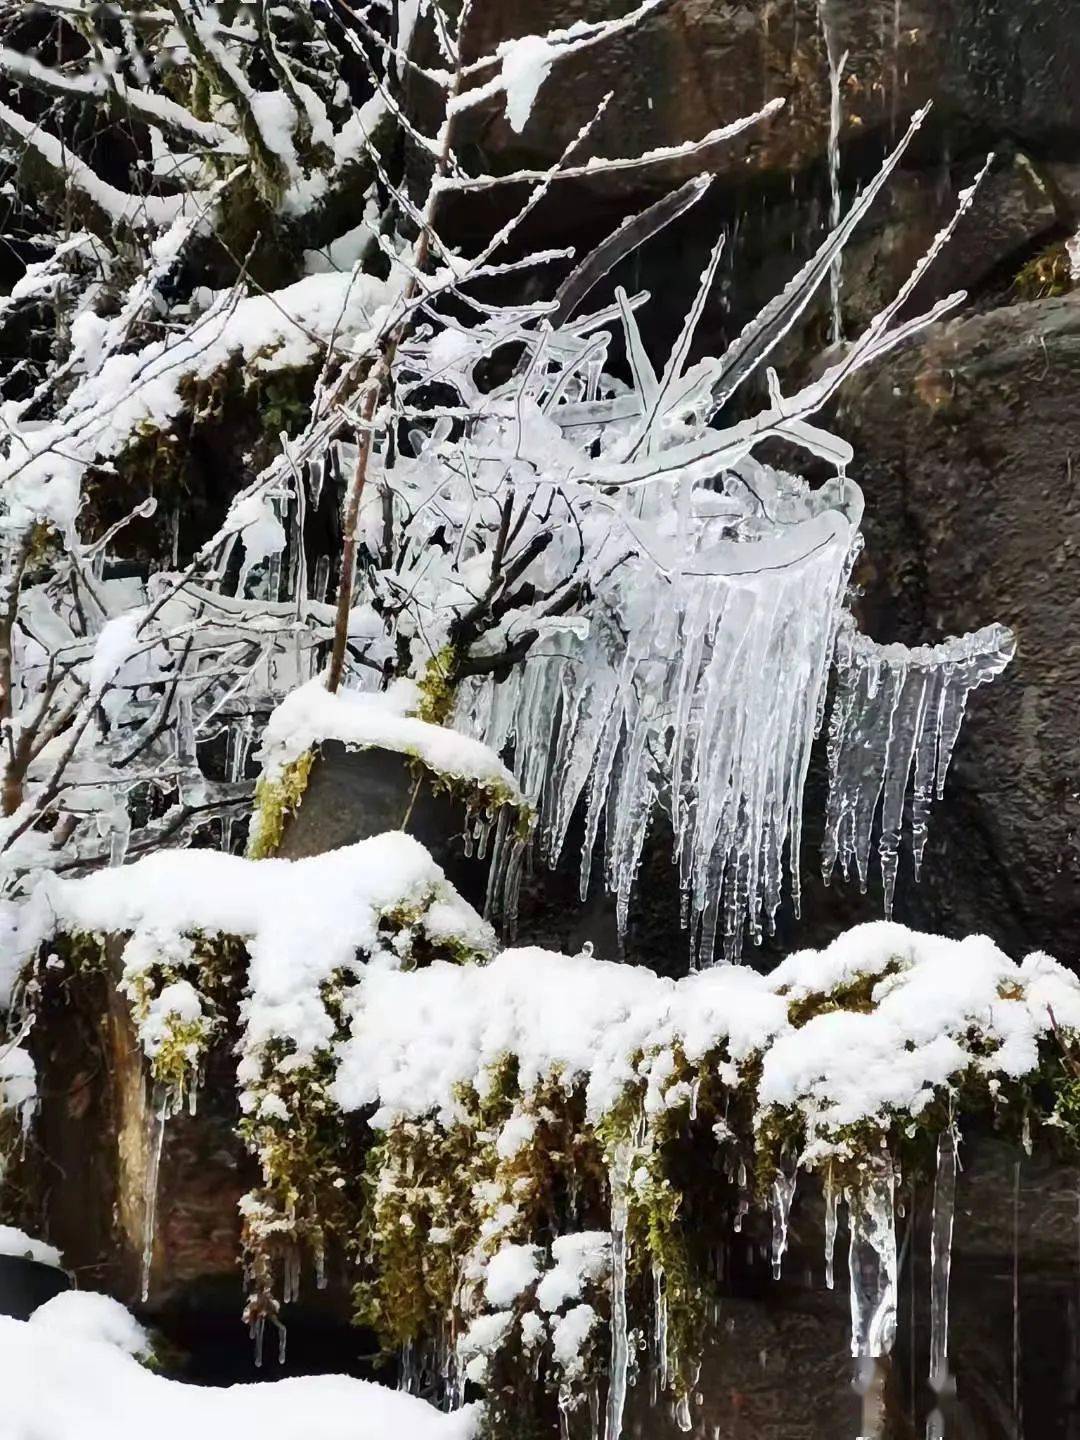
[824,619,1016,915]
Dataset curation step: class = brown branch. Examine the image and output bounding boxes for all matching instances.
[0,536,30,817]
[325,10,468,693]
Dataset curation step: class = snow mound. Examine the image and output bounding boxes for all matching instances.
[25,833,495,1065]
[30,1291,149,1358]
[0,1314,479,1440]
[331,921,1080,1142]
[0,1225,61,1268]
[256,677,522,805]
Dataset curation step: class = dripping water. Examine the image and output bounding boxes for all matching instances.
[1013,1159,1023,1438]
[891,0,902,137]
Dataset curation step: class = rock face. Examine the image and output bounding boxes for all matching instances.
[617,1140,1080,1440]
[460,0,1080,199]
[829,292,1080,963]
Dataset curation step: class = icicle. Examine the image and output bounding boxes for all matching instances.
[825,1167,839,1290]
[604,1134,636,1440]
[848,1154,898,1359]
[455,464,861,963]
[108,800,131,867]
[652,1262,670,1393]
[928,1128,957,1392]
[399,1339,417,1394]
[558,1384,574,1440]
[674,1392,692,1432]
[770,1166,798,1280]
[1012,1159,1023,1435]
[141,1083,168,1302]
[818,0,848,344]
[824,620,1014,911]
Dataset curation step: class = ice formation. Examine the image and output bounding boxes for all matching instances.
[824,618,1017,915]
[0,20,1010,974]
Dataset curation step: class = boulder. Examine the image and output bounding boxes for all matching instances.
[823,290,1080,964]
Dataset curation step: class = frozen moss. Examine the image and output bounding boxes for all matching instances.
[247,749,314,858]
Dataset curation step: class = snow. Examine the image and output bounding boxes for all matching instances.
[483,1242,540,1308]
[550,1303,598,1373]
[0,267,395,534]
[494,1111,536,1159]
[87,612,145,697]
[231,493,287,595]
[30,1291,150,1358]
[458,1309,514,1377]
[332,923,1080,1150]
[137,979,205,1059]
[536,1233,610,1313]
[499,36,555,133]
[0,1045,36,1123]
[0,99,191,229]
[256,677,522,804]
[0,1314,480,1440]
[0,1225,60,1268]
[24,832,495,1068]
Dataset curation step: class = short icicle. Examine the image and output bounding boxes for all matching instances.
[604,1132,637,1440]
[770,1165,798,1280]
[824,1166,839,1290]
[652,1261,670,1394]
[926,1127,959,1439]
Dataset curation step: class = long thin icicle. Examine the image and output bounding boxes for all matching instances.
[824,1166,839,1290]
[926,1127,959,1439]
[771,1166,798,1280]
[141,1083,168,1302]
[604,1135,635,1440]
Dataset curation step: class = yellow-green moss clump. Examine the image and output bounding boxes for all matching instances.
[415,647,459,726]
[247,749,314,858]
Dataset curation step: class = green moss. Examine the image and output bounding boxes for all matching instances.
[415,647,458,726]
[1013,241,1074,300]
[780,961,900,1029]
[119,929,245,1105]
[247,750,315,858]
